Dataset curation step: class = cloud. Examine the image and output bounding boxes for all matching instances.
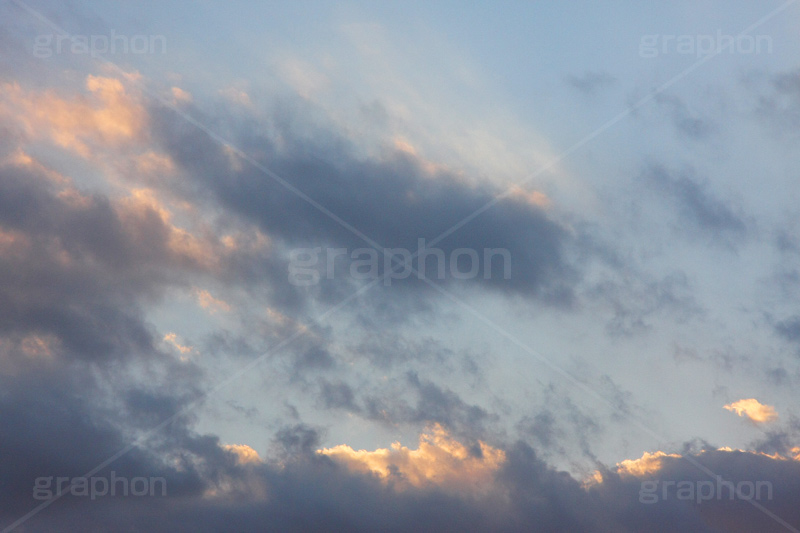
[755,68,800,132]
[0,32,798,531]
[318,424,505,494]
[359,372,495,438]
[163,332,192,355]
[222,444,262,465]
[171,86,193,105]
[219,86,253,107]
[0,150,234,363]
[774,316,800,343]
[149,96,582,308]
[654,93,714,139]
[0,75,146,158]
[724,399,779,424]
[318,380,360,412]
[595,448,800,530]
[194,288,232,314]
[565,71,616,94]
[613,450,684,477]
[587,270,699,336]
[643,164,748,245]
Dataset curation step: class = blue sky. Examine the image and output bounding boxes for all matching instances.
[2,1,800,531]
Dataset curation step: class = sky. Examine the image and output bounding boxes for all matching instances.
[1,0,800,531]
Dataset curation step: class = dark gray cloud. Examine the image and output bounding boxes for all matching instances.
[565,71,616,94]
[0,360,218,520]
[0,159,168,362]
[774,316,800,344]
[318,379,360,412]
[517,383,602,462]
[348,331,452,369]
[149,99,581,308]
[357,371,495,439]
[6,425,800,532]
[272,424,324,457]
[0,146,796,530]
[1,17,799,528]
[588,270,700,336]
[754,69,800,134]
[654,93,714,139]
[643,164,748,245]
[517,410,564,453]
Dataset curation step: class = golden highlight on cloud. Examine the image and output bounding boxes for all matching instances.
[194,288,232,314]
[588,445,800,487]
[223,444,262,465]
[171,86,193,104]
[219,86,253,107]
[317,424,505,494]
[163,333,192,355]
[135,150,175,177]
[508,185,552,208]
[0,75,146,158]
[20,335,58,359]
[391,137,449,177]
[5,149,69,184]
[116,189,222,272]
[0,227,29,259]
[614,450,682,478]
[723,398,778,424]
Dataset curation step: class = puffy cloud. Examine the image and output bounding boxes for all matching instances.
[614,450,683,478]
[724,398,779,424]
[149,97,582,309]
[222,444,262,465]
[0,142,239,364]
[0,75,146,158]
[318,424,505,494]
[0,17,798,530]
[171,86,193,105]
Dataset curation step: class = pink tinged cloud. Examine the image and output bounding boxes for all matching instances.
[723,398,778,424]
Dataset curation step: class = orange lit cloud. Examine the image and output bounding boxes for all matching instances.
[194,288,232,314]
[0,75,146,158]
[723,398,778,424]
[0,227,30,259]
[20,335,58,359]
[223,444,262,465]
[135,151,175,177]
[203,445,267,501]
[614,450,682,478]
[508,185,551,208]
[219,86,252,107]
[392,137,449,177]
[318,424,505,494]
[4,149,69,184]
[171,86,193,104]
[163,333,192,355]
[587,445,800,488]
[116,189,221,272]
